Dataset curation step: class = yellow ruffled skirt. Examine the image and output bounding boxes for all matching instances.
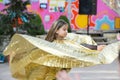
[3,33,120,80]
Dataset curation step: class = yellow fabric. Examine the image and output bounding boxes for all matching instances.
[3,33,120,80]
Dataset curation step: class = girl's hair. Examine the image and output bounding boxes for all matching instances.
[45,19,68,42]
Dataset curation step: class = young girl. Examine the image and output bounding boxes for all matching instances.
[3,19,120,80]
[45,19,105,51]
[45,19,72,80]
[45,19,68,42]
[45,19,106,80]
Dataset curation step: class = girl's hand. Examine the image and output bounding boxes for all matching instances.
[56,70,71,80]
[117,33,120,41]
[97,45,106,51]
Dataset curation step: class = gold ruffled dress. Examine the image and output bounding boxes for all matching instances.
[3,33,120,80]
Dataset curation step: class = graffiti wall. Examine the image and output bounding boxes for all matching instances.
[71,0,119,30]
[93,0,119,30]
[30,0,67,30]
[0,0,120,30]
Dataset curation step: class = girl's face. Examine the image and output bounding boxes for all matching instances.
[56,24,68,39]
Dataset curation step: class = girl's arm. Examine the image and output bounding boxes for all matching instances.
[81,44,106,51]
[81,44,97,50]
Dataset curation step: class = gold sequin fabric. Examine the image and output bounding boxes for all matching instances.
[3,33,120,80]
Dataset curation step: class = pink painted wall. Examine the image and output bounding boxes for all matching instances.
[31,1,67,30]
[0,3,4,11]
[92,0,119,30]
[93,0,118,20]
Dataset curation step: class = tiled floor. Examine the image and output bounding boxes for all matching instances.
[69,59,120,80]
[0,59,120,80]
[0,63,15,80]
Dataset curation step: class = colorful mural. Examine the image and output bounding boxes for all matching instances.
[71,0,95,29]
[71,0,119,30]
[95,15,114,30]
[30,0,67,30]
[0,0,120,30]
[92,0,118,30]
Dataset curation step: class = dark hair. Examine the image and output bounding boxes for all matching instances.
[45,19,68,42]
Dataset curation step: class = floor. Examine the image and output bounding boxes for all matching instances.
[0,59,120,80]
